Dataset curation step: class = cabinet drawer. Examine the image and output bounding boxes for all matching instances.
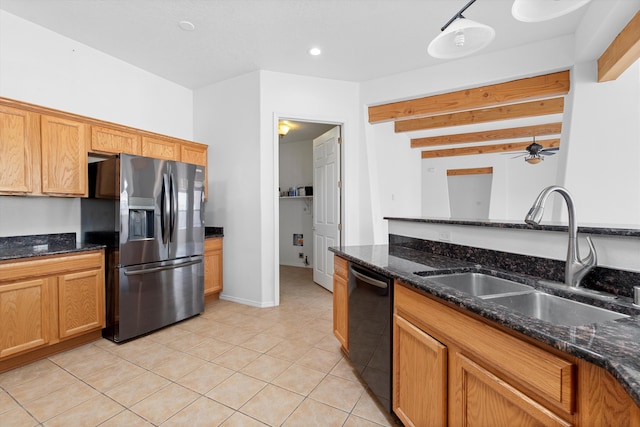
[0,251,104,283]
[334,255,348,279]
[395,282,575,414]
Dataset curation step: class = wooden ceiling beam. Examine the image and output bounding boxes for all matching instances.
[421,138,560,159]
[395,97,564,133]
[411,123,562,149]
[447,167,494,176]
[598,11,640,83]
[368,71,570,123]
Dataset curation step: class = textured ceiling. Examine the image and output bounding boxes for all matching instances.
[0,0,595,89]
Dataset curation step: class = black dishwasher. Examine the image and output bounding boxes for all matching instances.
[348,263,393,413]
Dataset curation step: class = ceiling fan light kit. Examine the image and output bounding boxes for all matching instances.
[512,0,592,23]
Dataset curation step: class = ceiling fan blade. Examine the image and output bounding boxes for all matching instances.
[541,147,560,152]
[510,153,527,159]
[540,151,557,156]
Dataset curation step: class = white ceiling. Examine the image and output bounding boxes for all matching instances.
[0,0,597,89]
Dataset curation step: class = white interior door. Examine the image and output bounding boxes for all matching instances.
[313,126,341,291]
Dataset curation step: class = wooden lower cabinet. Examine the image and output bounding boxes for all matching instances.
[58,269,105,339]
[0,278,51,359]
[204,237,223,299]
[394,281,640,426]
[0,250,105,372]
[453,354,571,427]
[333,255,349,353]
[393,314,447,427]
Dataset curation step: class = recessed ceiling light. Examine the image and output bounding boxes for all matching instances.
[309,47,322,56]
[178,20,196,31]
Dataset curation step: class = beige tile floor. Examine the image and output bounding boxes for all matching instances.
[0,266,400,427]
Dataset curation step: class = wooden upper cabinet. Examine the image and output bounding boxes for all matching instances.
[0,105,37,194]
[91,125,141,156]
[180,142,207,166]
[142,136,180,161]
[40,115,88,196]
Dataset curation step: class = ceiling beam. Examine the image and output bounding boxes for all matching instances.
[447,167,494,176]
[421,138,560,159]
[368,71,570,123]
[395,97,564,133]
[598,11,640,83]
[411,123,562,148]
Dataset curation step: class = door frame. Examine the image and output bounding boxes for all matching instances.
[273,113,345,305]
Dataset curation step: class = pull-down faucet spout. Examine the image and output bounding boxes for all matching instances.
[525,185,597,288]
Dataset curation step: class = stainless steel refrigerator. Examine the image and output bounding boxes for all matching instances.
[81,154,205,342]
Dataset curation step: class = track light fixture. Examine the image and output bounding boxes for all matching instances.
[428,0,495,59]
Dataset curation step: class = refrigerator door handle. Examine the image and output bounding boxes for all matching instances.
[161,174,170,244]
[123,258,202,276]
[170,173,177,242]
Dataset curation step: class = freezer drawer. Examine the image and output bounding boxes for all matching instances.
[105,256,204,342]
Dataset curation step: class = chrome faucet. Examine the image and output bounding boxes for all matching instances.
[525,185,597,288]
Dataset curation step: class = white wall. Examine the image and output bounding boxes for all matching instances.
[361,35,575,243]
[563,61,640,226]
[0,11,194,239]
[279,139,314,267]
[260,71,360,306]
[195,71,359,307]
[420,147,562,221]
[194,71,262,306]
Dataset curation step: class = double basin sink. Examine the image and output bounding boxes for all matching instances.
[421,272,628,327]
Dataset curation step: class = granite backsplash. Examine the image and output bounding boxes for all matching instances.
[390,234,640,298]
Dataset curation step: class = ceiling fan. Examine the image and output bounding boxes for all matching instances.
[511,137,559,164]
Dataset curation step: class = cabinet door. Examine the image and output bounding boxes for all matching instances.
[180,142,208,199]
[180,142,207,166]
[41,115,88,196]
[91,125,141,155]
[204,238,223,296]
[333,258,348,352]
[0,279,50,358]
[393,314,447,427]
[142,136,180,161]
[0,105,37,194]
[58,269,105,339]
[452,353,572,427]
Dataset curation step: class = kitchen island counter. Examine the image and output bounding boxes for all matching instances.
[330,243,640,408]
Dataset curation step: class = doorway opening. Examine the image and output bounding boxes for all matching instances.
[276,118,343,301]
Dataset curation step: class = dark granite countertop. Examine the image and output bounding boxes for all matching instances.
[386,216,640,237]
[0,233,105,262]
[330,244,640,407]
[205,227,224,238]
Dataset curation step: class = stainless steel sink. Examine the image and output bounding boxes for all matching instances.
[428,272,533,296]
[485,291,629,326]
